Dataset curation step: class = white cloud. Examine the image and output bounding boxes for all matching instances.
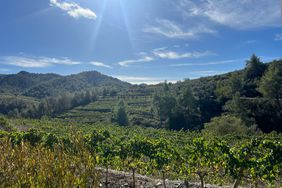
[177,0,280,30]
[169,56,281,68]
[143,19,216,39]
[189,70,225,77]
[1,56,81,68]
[118,47,214,67]
[114,75,178,85]
[50,0,97,20]
[275,34,282,41]
[118,56,154,67]
[169,59,245,67]
[153,48,215,59]
[90,61,112,69]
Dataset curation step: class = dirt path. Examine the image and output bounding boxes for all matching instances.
[97,168,230,188]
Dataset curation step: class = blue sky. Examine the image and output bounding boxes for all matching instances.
[0,0,281,84]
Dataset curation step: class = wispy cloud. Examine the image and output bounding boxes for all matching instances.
[153,48,215,59]
[50,0,97,20]
[90,61,112,69]
[274,34,282,41]
[170,56,281,67]
[114,75,178,85]
[176,0,280,30]
[189,70,225,77]
[1,56,81,68]
[118,56,154,67]
[143,19,216,39]
[169,59,244,67]
[118,47,215,67]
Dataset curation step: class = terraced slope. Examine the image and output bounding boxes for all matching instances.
[57,94,160,127]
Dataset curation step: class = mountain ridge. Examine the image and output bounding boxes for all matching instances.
[0,70,130,98]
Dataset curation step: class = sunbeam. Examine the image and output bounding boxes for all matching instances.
[88,0,108,54]
[119,0,136,53]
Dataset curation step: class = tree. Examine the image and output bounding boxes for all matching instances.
[115,100,129,126]
[224,92,254,125]
[153,84,176,127]
[258,61,282,109]
[169,85,201,130]
[244,54,266,80]
[204,115,248,136]
[216,73,243,101]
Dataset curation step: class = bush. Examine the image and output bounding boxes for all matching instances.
[0,137,98,187]
[204,115,249,136]
[23,128,43,146]
[0,117,14,132]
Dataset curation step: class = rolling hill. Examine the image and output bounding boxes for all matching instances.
[0,70,130,98]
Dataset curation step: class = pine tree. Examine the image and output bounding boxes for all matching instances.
[116,100,129,126]
[258,61,282,109]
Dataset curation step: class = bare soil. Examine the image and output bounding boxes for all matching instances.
[97,168,230,188]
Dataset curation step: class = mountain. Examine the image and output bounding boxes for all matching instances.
[0,71,61,95]
[0,70,130,98]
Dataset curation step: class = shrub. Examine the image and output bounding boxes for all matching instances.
[204,115,249,136]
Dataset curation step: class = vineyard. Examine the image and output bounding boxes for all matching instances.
[1,118,281,188]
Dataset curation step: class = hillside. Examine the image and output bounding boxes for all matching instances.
[0,71,61,95]
[0,57,281,133]
[0,70,130,98]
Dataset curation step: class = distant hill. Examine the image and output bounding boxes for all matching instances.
[0,70,130,98]
[0,58,281,133]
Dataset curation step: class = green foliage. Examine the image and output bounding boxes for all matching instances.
[0,70,128,98]
[153,83,177,127]
[224,92,254,125]
[43,133,58,148]
[258,60,282,108]
[208,136,280,187]
[0,116,14,132]
[0,55,281,134]
[1,118,281,187]
[0,135,98,187]
[23,128,43,146]
[115,100,129,126]
[244,54,266,80]
[215,73,243,101]
[204,115,248,136]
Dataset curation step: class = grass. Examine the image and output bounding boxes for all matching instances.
[0,136,98,187]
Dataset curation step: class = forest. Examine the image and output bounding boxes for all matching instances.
[0,55,281,187]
